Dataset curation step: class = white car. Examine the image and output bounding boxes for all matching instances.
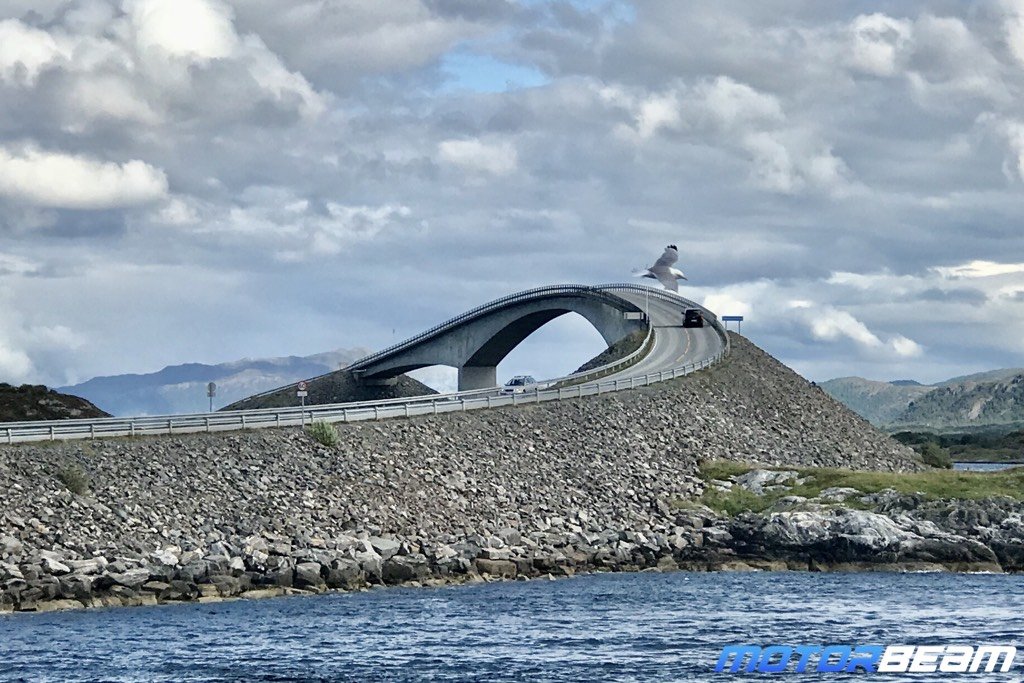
[501,375,538,394]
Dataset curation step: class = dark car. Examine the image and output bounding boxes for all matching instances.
[683,309,705,328]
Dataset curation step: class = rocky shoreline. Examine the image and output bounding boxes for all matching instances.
[3,334,973,613]
[6,468,1024,613]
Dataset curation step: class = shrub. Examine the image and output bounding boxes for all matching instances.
[57,463,90,495]
[919,442,953,469]
[307,420,339,447]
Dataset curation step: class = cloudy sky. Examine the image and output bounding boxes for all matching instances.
[2,0,1024,392]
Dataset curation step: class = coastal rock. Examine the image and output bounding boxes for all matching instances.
[382,555,429,584]
[107,569,151,589]
[474,559,517,578]
[733,470,800,495]
[369,538,401,561]
[67,558,108,575]
[325,559,361,589]
[39,555,71,576]
[818,487,861,502]
[294,562,325,588]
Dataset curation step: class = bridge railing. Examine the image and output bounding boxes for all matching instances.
[0,284,729,444]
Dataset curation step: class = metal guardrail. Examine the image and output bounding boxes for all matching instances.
[0,283,729,444]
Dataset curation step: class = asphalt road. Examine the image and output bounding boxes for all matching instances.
[600,288,725,383]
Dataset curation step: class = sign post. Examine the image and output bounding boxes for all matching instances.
[722,315,744,334]
[206,382,216,412]
[297,381,308,426]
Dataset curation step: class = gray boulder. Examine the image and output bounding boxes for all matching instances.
[294,562,325,588]
[733,469,800,495]
[369,537,401,561]
[382,555,429,584]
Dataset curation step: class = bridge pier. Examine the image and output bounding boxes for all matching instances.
[458,366,497,391]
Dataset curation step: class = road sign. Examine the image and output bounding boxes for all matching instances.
[722,315,744,334]
[297,381,308,398]
[207,382,217,397]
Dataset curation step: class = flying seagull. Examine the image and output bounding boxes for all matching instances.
[634,244,687,292]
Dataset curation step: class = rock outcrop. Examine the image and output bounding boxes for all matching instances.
[0,384,110,422]
[687,472,1022,574]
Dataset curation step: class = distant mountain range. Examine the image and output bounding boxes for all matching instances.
[821,368,1024,432]
[59,348,369,416]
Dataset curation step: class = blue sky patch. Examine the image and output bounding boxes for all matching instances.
[441,51,550,93]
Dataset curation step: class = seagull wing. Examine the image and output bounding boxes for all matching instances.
[652,245,679,269]
[653,269,678,292]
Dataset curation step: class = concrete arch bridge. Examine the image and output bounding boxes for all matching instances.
[348,284,713,391]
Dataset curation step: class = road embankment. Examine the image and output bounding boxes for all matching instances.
[0,334,926,612]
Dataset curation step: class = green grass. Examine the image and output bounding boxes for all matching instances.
[691,459,1024,516]
[700,486,777,516]
[306,420,340,447]
[56,462,90,495]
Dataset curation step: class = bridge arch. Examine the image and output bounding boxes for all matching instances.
[349,287,646,390]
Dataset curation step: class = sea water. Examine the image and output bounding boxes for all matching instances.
[2,571,1023,682]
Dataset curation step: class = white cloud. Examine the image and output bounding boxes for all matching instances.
[68,75,161,126]
[0,146,168,209]
[0,1,325,127]
[890,335,923,358]
[934,260,1024,279]
[0,19,69,85]
[229,0,483,89]
[310,203,412,255]
[740,131,852,195]
[609,77,854,196]
[237,34,326,120]
[1002,0,1024,65]
[702,293,751,318]
[191,188,414,261]
[438,138,518,175]
[808,308,920,358]
[846,13,913,77]
[0,292,87,385]
[153,197,200,225]
[694,76,784,129]
[808,306,885,348]
[621,76,783,140]
[0,253,39,276]
[982,115,1024,182]
[126,0,237,61]
[0,343,33,383]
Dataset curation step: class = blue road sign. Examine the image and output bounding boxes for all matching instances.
[722,315,744,322]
